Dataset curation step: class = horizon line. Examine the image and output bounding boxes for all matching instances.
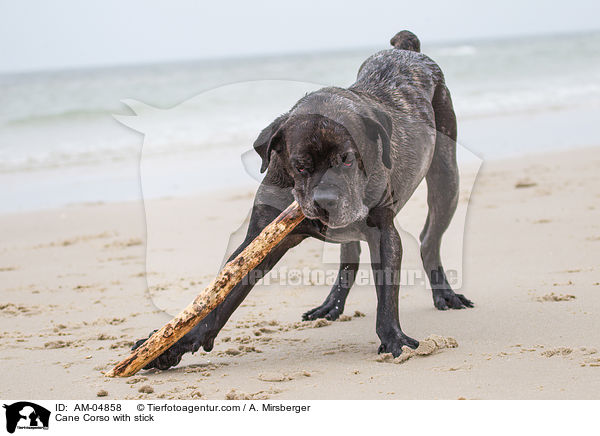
[1,27,598,77]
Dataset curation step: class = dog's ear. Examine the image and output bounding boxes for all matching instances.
[361,109,393,169]
[253,114,288,173]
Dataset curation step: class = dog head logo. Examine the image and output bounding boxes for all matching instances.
[3,402,50,433]
[116,80,481,316]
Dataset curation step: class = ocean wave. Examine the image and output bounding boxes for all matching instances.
[456,83,600,118]
[4,108,113,126]
[0,145,137,173]
[0,131,256,173]
[3,32,600,174]
[2,85,599,173]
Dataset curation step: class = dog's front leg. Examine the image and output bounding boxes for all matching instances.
[132,203,304,370]
[302,241,361,321]
[366,209,419,357]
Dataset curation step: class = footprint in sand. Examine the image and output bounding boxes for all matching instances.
[511,344,599,367]
[258,371,311,382]
[535,293,576,302]
[225,388,281,400]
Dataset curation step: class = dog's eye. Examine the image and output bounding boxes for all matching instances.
[341,153,355,167]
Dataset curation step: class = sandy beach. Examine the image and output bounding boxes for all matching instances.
[1,145,599,400]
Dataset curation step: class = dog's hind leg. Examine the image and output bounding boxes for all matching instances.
[302,241,361,321]
[132,203,305,370]
[420,84,473,310]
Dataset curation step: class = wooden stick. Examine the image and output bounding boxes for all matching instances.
[106,201,305,377]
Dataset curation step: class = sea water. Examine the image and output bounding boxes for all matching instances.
[1,31,599,212]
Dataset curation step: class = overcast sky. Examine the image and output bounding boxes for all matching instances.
[1,0,599,73]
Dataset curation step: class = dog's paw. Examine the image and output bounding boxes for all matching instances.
[433,289,474,310]
[302,301,344,321]
[378,332,419,358]
[131,331,189,370]
[131,326,218,371]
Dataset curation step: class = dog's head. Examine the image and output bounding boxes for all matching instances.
[254,98,393,228]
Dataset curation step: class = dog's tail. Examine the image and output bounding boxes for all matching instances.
[390,30,420,52]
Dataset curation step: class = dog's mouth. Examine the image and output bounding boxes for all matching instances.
[297,203,335,227]
[299,205,327,222]
[303,204,369,229]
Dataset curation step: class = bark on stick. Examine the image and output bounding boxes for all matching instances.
[106,201,304,377]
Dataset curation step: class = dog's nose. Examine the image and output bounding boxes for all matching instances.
[313,189,338,212]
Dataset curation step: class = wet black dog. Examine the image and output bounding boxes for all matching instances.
[134,30,473,369]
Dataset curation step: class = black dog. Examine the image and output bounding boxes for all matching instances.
[134,30,473,369]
